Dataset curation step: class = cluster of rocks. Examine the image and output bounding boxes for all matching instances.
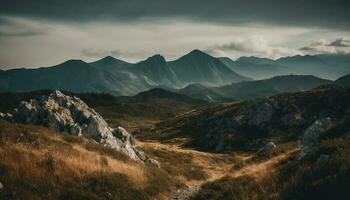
[0,90,159,166]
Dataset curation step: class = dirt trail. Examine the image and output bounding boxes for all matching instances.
[138,141,296,200]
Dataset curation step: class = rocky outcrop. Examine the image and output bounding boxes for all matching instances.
[298,117,332,159]
[1,90,157,164]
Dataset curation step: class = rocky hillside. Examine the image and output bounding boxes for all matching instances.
[0,90,158,164]
[145,84,350,152]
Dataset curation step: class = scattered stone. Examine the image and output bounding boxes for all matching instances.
[146,158,161,168]
[257,141,277,157]
[171,185,201,200]
[0,181,3,191]
[264,142,277,151]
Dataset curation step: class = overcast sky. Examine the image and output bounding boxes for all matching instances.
[1,0,350,69]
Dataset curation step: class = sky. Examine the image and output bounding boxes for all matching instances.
[0,0,350,69]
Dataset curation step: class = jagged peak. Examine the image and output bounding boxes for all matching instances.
[91,55,129,65]
[143,54,167,64]
[100,55,118,62]
[174,49,213,62]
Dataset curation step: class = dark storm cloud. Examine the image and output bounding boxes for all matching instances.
[0,0,350,29]
[0,30,44,37]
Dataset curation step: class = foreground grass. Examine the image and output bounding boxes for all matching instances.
[0,120,181,200]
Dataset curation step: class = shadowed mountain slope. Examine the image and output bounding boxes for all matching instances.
[0,50,250,95]
[176,75,331,101]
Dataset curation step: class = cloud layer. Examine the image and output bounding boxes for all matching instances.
[300,38,350,54]
[1,1,350,68]
[206,36,302,59]
[1,0,350,30]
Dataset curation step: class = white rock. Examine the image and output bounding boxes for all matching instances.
[5,90,156,163]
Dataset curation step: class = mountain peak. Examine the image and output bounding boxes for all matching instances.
[188,49,211,57]
[144,54,166,63]
[61,59,87,66]
[100,55,118,62]
[92,55,128,66]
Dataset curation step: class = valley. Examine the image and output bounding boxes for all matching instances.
[1,0,350,199]
[1,77,350,199]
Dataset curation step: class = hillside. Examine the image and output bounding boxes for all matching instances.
[335,74,350,87]
[136,84,350,199]
[177,75,331,101]
[1,85,350,200]
[0,119,208,200]
[142,84,350,152]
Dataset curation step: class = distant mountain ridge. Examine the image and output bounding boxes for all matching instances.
[0,50,250,95]
[1,50,349,96]
[220,53,350,80]
[176,75,332,101]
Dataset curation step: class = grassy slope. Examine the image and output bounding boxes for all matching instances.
[0,120,215,200]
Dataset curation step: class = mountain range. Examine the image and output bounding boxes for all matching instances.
[0,50,349,96]
[220,53,350,80]
[0,50,250,95]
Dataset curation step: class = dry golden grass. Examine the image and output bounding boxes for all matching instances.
[230,149,298,179]
[0,121,179,200]
[0,120,305,200]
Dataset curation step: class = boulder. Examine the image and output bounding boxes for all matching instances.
[3,90,157,163]
[298,117,332,159]
[257,141,277,156]
[264,142,277,151]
